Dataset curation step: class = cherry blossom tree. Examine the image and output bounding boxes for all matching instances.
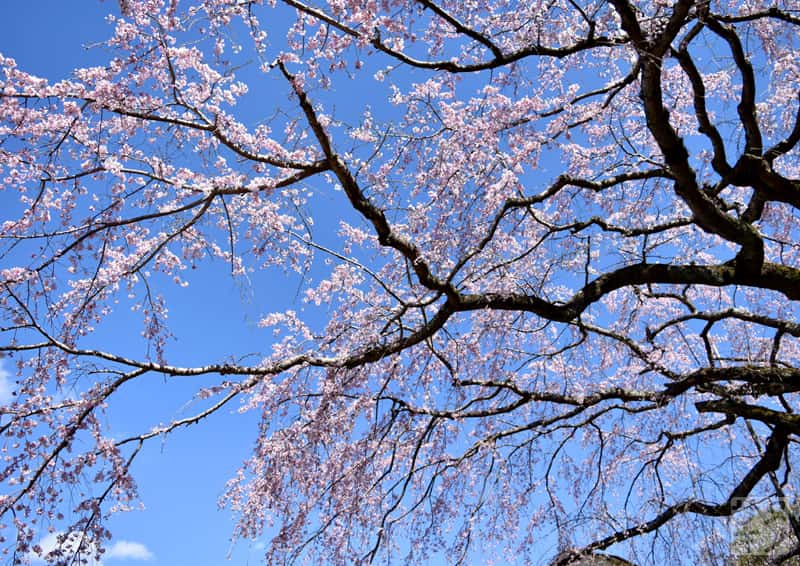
[1,0,799,563]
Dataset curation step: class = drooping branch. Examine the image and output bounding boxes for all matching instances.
[276,60,454,296]
[556,425,791,565]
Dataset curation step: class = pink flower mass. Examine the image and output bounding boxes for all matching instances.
[1,0,800,564]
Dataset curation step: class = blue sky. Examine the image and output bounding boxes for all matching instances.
[0,2,288,564]
[0,2,412,564]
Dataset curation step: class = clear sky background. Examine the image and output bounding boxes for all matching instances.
[0,2,302,564]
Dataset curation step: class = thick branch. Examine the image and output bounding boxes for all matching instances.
[703,16,763,155]
[610,0,764,272]
[696,400,800,433]
[458,261,800,323]
[673,24,731,176]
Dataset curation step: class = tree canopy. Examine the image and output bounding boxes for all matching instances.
[1,0,800,564]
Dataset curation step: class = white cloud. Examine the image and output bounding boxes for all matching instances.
[106,541,154,561]
[0,358,14,405]
[29,533,153,564]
